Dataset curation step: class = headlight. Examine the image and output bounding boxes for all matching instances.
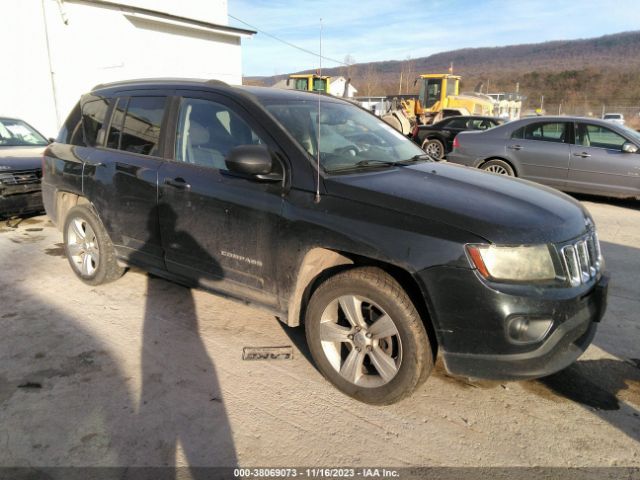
[466,244,556,282]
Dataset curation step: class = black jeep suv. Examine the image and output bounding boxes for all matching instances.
[42,79,608,404]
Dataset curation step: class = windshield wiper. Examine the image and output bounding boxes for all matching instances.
[397,154,434,164]
[327,159,398,173]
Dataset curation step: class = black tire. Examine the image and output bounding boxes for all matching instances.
[63,204,124,286]
[305,267,433,405]
[481,159,515,176]
[422,138,445,160]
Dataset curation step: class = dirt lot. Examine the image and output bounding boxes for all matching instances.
[0,195,639,473]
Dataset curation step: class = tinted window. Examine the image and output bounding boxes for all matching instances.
[58,102,84,146]
[82,99,110,147]
[576,124,627,150]
[106,98,126,150]
[523,122,567,143]
[468,118,495,130]
[511,126,524,139]
[175,98,264,170]
[118,97,166,156]
[446,118,468,129]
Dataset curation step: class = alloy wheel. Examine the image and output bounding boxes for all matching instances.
[66,217,100,276]
[319,295,402,388]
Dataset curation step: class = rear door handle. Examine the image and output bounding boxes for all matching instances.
[164,177,191,190]
[573,152,591,158]
[508,144,522,150]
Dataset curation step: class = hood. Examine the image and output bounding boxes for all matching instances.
[0,146,45,171]
[325,162,590,244]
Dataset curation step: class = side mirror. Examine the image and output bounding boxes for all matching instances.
[48,137,55,144]
[225,145,282,181]
[622,142,638,153]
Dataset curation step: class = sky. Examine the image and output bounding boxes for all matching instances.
[227,0,640,77]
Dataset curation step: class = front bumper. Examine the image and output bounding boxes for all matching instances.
[419,266,608,380]
[0,190,44,218]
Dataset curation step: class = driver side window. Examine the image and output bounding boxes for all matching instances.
[576,123,627,150]
[175,98,264,170]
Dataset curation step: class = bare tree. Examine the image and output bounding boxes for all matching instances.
[398,56,416,94]
[341,54,356,81]
[362,63,380,96]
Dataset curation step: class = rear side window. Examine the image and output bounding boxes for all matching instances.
[58,102,84,145]
[82,99,110,147]
[446,117,468,129]
[107,96,166,156]
[522,122,568,143]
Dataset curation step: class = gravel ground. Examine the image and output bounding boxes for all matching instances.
[0,195,638,472]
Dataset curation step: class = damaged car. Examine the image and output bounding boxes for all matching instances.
[0,117,47,218]
[43,80,608,404]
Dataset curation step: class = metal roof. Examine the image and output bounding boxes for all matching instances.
[65,0,256,37]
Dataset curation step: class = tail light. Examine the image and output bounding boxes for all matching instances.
[41,150,46,178]
[452,136,460,149]
[411,125,419,138]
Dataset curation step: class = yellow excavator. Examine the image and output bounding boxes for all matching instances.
[401,74,494,125]
[287,74,331,93]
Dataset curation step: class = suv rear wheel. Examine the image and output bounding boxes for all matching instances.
[305,267,433,404]
[63,205,124,286]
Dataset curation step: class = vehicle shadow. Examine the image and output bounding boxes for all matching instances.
[127,205,237,476]
[0,283,135,475]
[276,319,320,374]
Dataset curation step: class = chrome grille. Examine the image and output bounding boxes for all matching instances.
[560,231,602,287]
[0,169,41,186]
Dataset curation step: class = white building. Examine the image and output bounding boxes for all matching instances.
[0,0,254,137]
[328,77,358,98]
[273,75,358,98]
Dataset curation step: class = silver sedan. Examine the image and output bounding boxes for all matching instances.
[447,116,640,199]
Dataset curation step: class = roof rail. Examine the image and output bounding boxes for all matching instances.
[91,77,229,91]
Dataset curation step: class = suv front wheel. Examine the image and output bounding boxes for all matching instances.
[305,267,433,404]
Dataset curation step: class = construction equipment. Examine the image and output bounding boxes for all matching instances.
[287,74,331,93]
[402,74,495,125]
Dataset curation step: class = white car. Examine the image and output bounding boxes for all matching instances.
[603,113,625,125]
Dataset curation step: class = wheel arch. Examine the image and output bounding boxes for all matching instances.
[52,190,90,231]
[287,248,439,358]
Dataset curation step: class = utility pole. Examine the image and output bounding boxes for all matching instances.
[41,0,61,127]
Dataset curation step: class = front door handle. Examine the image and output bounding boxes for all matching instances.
[573,152,591,158]
[164,177,191,190]
[508,144,522,150]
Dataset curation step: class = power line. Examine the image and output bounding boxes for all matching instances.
[228,14,350,67]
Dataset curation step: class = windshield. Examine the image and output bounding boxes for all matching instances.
[619,124,640,144]
[262,99,427,173]
[0,119,48,147]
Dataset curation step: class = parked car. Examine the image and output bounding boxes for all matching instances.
[411,115,504,160]
[448,116,640,200]
[43,80,608,404]
[602,113,625,125]
[0,117,48,218]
